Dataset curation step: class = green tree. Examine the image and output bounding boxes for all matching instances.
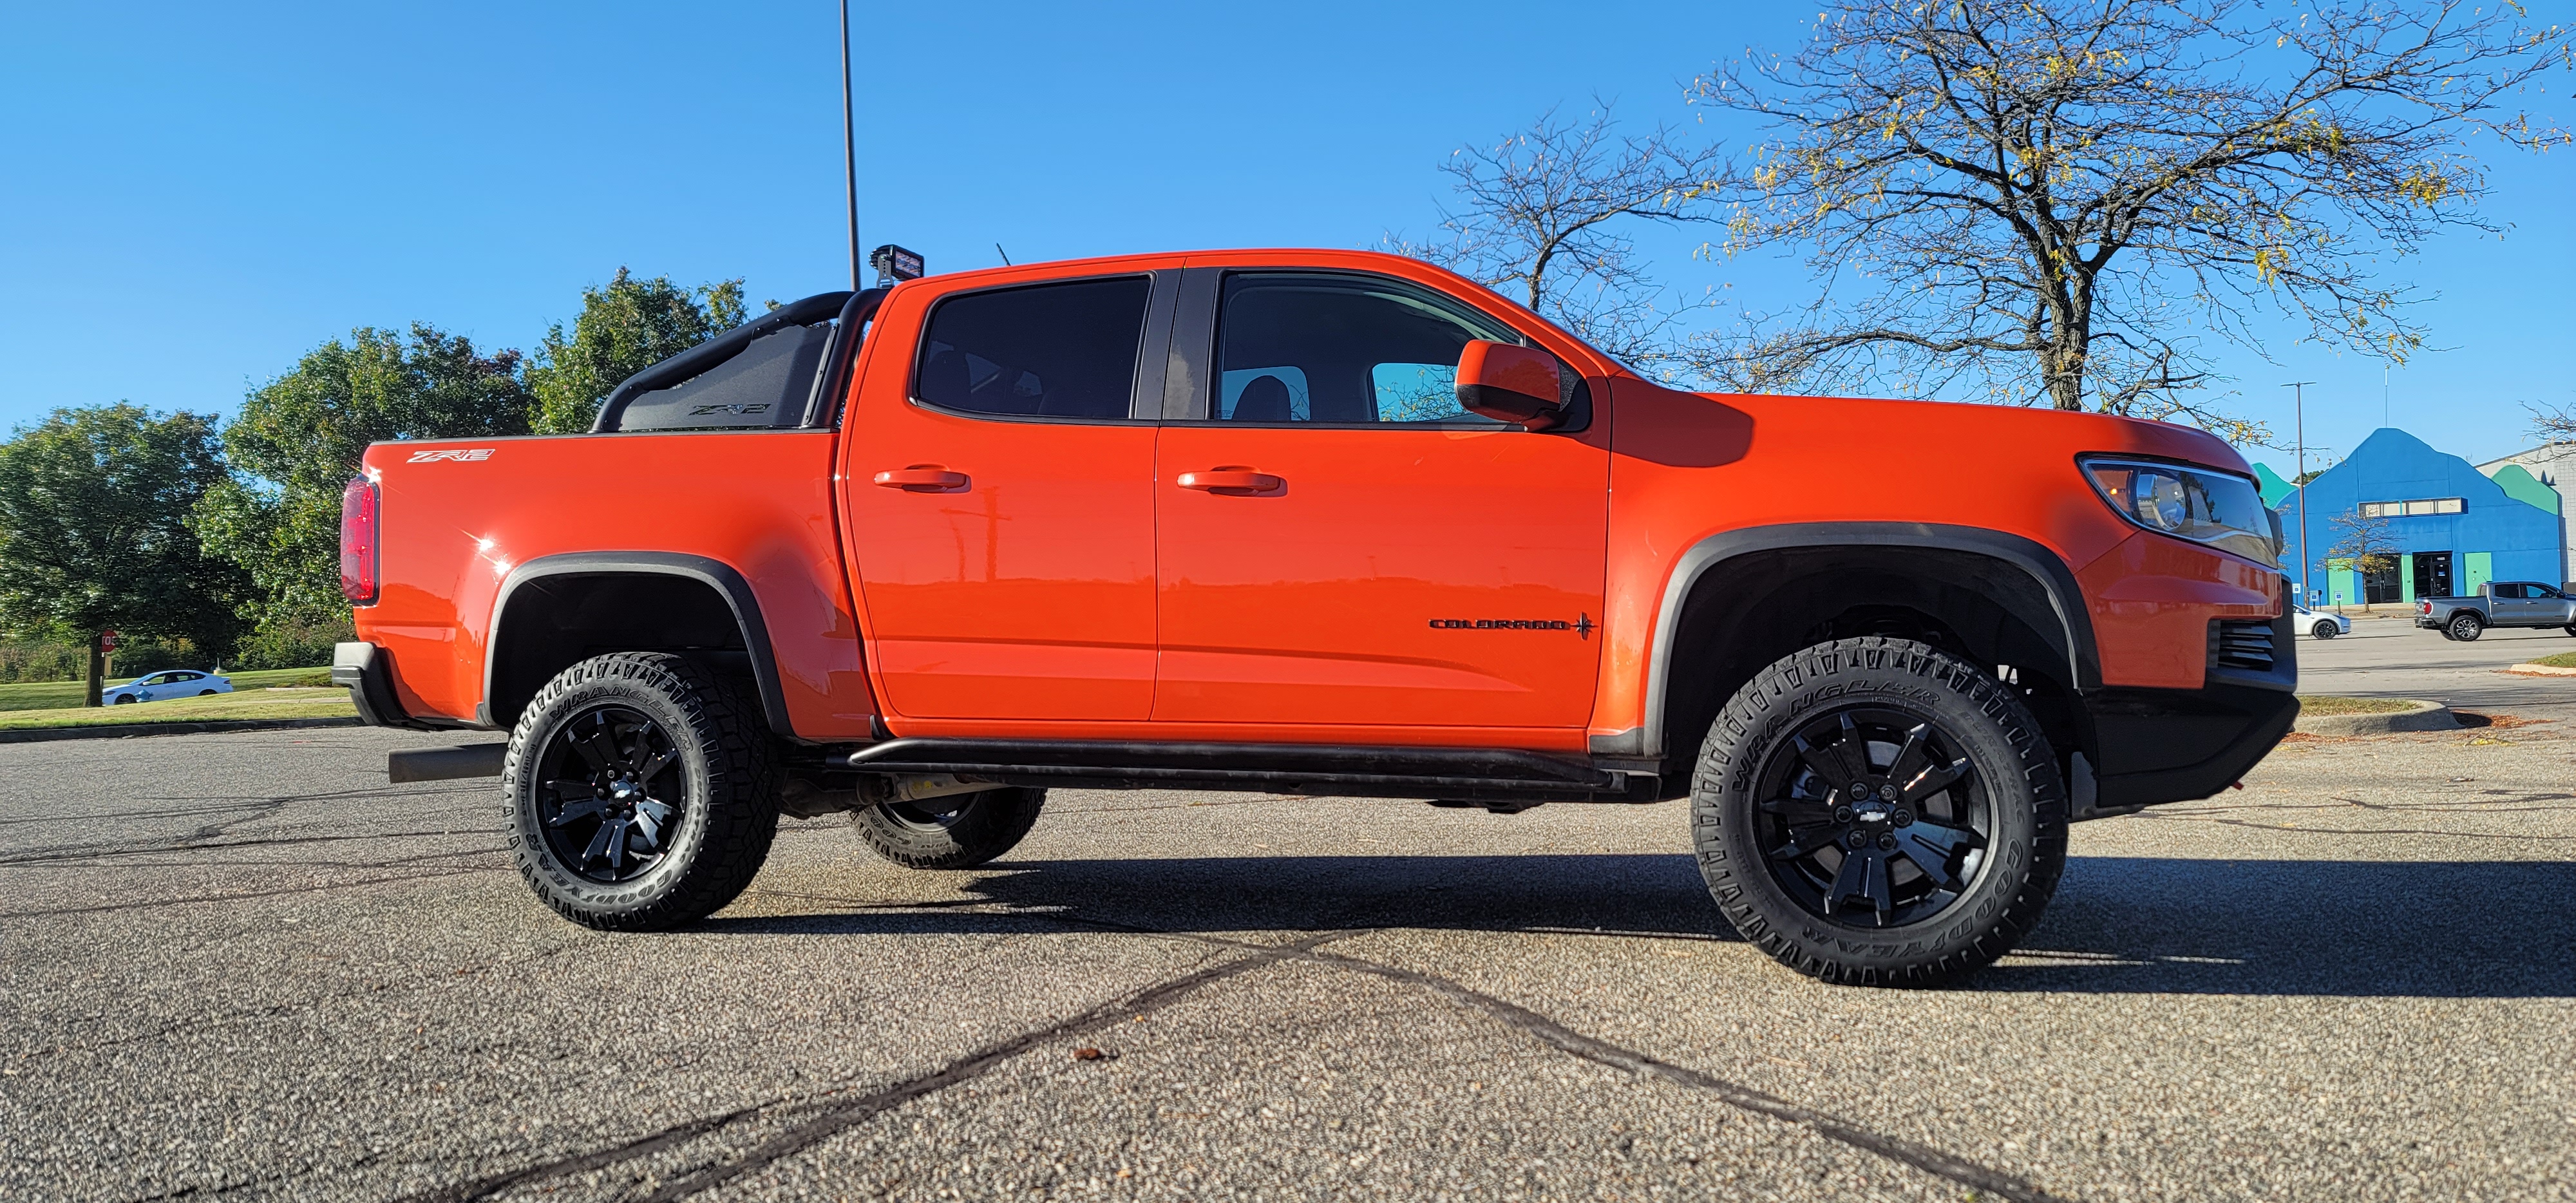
[198,324,532,630]
[526,268,747,433]
[1689,0,2568,436]
[0,405,245,706]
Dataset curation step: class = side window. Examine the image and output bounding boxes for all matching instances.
[916,277,1151,421]
[2495,583,2528,599]
[1205,273,1543,425]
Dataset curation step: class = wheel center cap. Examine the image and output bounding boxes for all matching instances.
[610,776,638,799]
[1852,797,1893,824]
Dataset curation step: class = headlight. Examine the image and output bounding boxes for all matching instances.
[2079,457,2280,565]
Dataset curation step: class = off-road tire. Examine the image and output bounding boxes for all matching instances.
[1691,637,2068,987]
[2448,612,2484,641]
[853,786,1045,870]
[503,652,779,931]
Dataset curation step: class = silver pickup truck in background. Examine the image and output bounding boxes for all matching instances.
[2416,581,2576,640]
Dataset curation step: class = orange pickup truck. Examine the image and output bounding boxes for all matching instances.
[335,249,2293,985]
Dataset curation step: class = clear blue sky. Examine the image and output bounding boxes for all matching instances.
[4,1,2568,470]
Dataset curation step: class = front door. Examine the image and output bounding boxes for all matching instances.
[2412,551,2453,601]
[843,274,1165,721]
[1152,270,1609,732]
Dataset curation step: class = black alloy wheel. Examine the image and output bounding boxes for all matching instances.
[1750,708,1993,929]
[503,652,779,931]
[852,785,1047,870]
[2448,612,2484,641]
[535,705,685,884]
[1692,638,2067,986]
[2312,621,2338,639]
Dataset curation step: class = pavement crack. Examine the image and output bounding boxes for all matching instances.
[397,929,1358,1203]
[0,866,508,918]
[1003,913,2068,1203]
[1282,944,2073,1203]
[0,828,502,867]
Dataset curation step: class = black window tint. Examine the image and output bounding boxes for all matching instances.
[1209,274,1524,425]
[916,277,1151,420]
[619,323,834,432]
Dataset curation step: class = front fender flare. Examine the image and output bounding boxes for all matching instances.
[1606,522,2100,760]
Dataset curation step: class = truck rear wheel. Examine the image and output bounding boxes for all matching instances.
[1690,638,2067,987]
[853,786,1045,869]
[502,652,779,931]
[2448,612,2484,641]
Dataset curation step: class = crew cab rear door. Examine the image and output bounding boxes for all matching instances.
[1150,267,1609,731]
[841,271,1174,721]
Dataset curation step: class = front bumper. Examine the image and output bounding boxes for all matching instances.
[2087,607,2298,809]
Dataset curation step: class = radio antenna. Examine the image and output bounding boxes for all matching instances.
[840,0,860,290]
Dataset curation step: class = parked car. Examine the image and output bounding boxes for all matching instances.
[2293,607,2350,639]
[108,669,232,705]
[333,248,2296,987]
[2415,582,2576,641]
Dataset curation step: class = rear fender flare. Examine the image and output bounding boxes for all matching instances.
[480,551,794,738]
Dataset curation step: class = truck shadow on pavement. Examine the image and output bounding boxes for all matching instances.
[726,851,2575,998]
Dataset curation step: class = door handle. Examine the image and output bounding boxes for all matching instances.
[1176,468,1285,495]
[873,466,969,491]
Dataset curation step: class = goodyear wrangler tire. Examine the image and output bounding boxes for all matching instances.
[852,787,1046,870]
[1690,638,2067,987]
[503,652,779,931]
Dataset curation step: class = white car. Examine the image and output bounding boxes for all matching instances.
[108,669,234,705]
[2293,607,2351,640]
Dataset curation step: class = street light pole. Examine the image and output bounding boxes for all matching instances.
[840,0,860,290]
[2284,381,2316,608]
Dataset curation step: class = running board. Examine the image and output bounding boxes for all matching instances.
[388,743,508,783]
[837,738,1652,802]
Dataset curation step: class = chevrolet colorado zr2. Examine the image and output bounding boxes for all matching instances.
[332,249,2295,985]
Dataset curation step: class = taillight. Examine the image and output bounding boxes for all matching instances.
[340,477,379,604]
[2419,600,2431,614]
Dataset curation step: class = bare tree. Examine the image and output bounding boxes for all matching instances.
[2324,507,2401,611]
[2529,401,2576,443]
[1390,103,1730,375]
[1692,0,2569,436]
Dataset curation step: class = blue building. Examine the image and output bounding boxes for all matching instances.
[2270,428,2564,607]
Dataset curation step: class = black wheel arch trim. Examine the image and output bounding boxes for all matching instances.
[482,552,797,739]
[1600,522,2101,760]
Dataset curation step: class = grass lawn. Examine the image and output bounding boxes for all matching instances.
[2297,695,2421,715]
[0,667,332,713]
[0,681,352,730]
[2525,650,2576,669]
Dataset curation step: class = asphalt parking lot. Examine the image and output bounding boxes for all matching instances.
[4,635,2571,1203]
[2298,610,2576,721]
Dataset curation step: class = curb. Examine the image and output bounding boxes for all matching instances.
[2294,699,2459,735]
[0,716,362,745]
[2505,662,2576,677]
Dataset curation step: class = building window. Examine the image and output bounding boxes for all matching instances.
[2358,497,2464,518]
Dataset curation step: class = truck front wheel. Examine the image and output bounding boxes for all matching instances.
[853,786,1045,870]
[502,652,779,931]
[1690,638,2067,986]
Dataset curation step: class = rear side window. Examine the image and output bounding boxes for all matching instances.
[618,321,834,432]
[916,277,1151,421]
